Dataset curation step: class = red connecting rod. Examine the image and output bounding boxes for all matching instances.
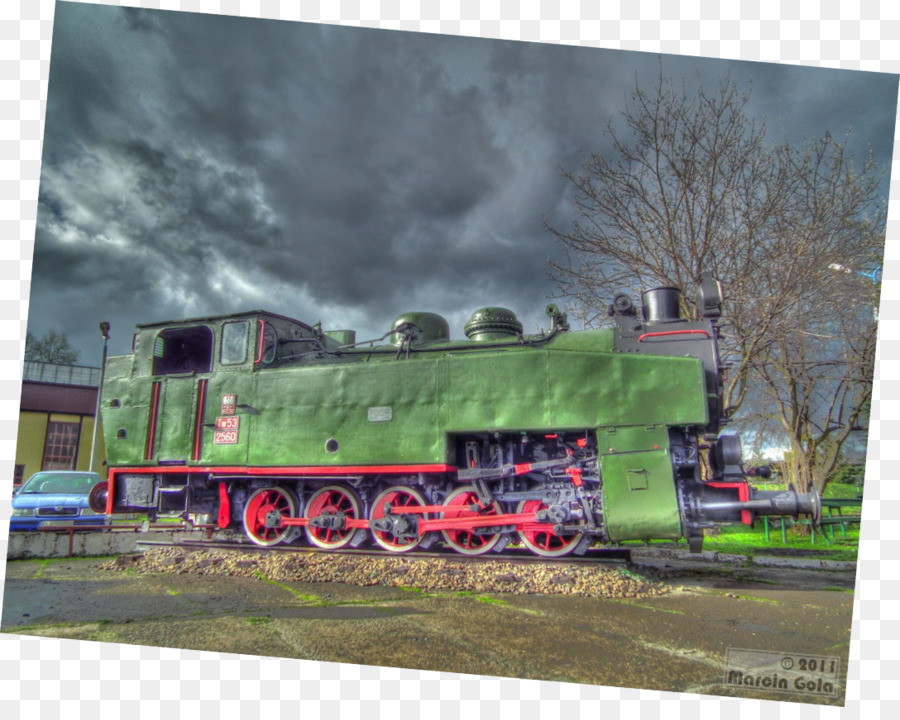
[278,508,556,535]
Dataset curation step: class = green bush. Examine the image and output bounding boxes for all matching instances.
[829,464,866,487]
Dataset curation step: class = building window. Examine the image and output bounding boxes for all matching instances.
[13,464,24,486]
[42,421,81,471]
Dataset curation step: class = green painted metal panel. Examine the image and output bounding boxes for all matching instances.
[547,328,615,353]
[248,360,445,466]
[156,377,196,462]
[201,373,253,465]
[598,424,671,456]
[598,425,681,541]
[548,350,707,428]
[445,348,707,432]
[444,349,548,431]
[600,448,682,541]
[99,356,151,466]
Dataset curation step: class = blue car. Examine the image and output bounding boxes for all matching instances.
[10,471,109,531]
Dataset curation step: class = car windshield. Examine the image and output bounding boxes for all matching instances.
[19,473,101,494]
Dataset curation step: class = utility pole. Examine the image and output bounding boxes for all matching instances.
[89,321,110,474]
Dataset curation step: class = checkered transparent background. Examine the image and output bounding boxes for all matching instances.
[1,1,898,718]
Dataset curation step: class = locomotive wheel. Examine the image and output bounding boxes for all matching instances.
[304,485,362,550]
[370,486,429,553]
[439,485,504,556]
[515,499,582,557]
[242,486,300,547]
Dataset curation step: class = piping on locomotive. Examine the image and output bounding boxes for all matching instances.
[98,273,819,556]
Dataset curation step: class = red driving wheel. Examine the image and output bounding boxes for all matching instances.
[439,485,504,555]
[370,486,429,553]
[515,499,582,557]
[304,485,362,549]
[242,486,299,547]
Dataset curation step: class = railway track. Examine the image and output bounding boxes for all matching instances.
[106,532,668,606]
[134,536,633,566]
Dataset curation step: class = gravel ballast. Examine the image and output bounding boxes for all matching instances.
[101,547,669,598]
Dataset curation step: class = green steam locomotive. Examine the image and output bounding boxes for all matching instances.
[99,273,819,556]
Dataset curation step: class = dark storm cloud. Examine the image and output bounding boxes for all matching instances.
[27,3,898,363]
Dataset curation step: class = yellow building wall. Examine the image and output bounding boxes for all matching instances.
[14,411,107,484]
[15,412,50,483]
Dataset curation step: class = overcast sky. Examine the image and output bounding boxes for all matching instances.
[29,2,899,363]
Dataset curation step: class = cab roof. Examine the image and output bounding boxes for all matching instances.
[135,309,314,332]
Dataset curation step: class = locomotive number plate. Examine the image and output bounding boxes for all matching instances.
[215,416,240,431]
[214,416,240,444]
[214,430,239,445]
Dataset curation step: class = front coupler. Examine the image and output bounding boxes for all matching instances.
[696,485,821,525]
[696,435,822,527]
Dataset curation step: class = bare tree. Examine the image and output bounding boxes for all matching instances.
[752,265,878,492]
[24,330,81,365]
[548,70,884,494]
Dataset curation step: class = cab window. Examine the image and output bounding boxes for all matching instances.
[153,326,213,375]
[221,321,250,365]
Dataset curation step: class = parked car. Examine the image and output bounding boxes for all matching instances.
[10,471,109,531]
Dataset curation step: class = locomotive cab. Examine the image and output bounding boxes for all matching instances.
[131,310,337,374]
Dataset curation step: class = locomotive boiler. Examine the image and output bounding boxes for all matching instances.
[99,273,819,556]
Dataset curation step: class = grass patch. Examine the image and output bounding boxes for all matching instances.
[733,594,781,604]
[32,559,52,579]
[620,530,859,561]
[298,597,409,609]
[475,596,509,606]
[823,484,864,500]
[246,616,272,625]
[700,524,860,562]
[251,571,319,603]
[398,586,434,598]
[466,594,541,616]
